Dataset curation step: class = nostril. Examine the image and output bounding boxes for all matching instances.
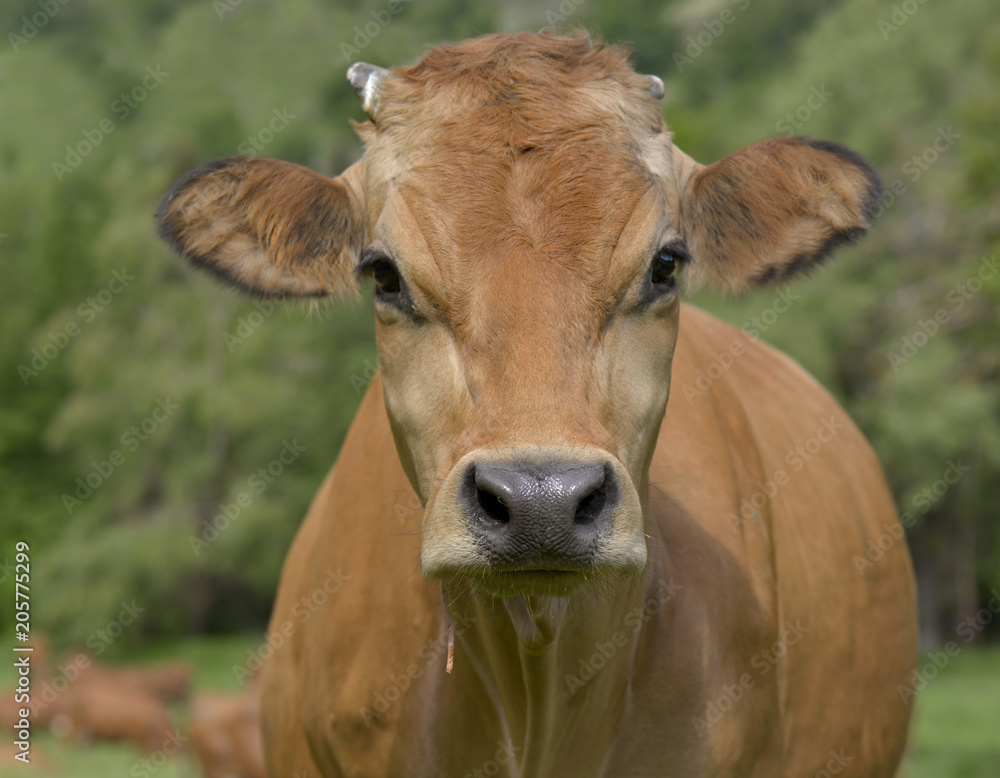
[467,460,616,536]
[476,487,510,524]
[574,485,607,526]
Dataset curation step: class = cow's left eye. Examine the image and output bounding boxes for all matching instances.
[651,249,677,286]
[641,243,688,304]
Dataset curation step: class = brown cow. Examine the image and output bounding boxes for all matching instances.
[50,679,177,755]
[191,692,267,778]
[0,686,63,733]
[157,32,917,778]
[79,659,192,704]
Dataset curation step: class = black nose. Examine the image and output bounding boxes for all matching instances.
[461,461,618,568]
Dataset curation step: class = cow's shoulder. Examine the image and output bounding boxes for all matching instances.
[656,303,897,620]
[669,302,878,478]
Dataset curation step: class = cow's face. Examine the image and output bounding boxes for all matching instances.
[157,34,880,597]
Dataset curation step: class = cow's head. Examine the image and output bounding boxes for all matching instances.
[157,33,880,597]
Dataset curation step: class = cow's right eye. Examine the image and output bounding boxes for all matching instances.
[357,251,405,305]
[370,259,401,297]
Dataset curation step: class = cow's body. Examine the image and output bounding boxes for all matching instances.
[260,305,915,778]
[156,32,917,778]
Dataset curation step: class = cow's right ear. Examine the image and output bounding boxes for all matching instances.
[156,156,364,298]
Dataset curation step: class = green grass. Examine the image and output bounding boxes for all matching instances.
[1,640,997,776]
[4,736,193,777]
[901,648,1000,778]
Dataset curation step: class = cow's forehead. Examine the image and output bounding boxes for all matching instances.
[366,34,668,180]
[357,35,672,316]
[376,33,663,134]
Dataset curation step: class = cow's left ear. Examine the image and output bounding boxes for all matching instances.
[675,137,882,293]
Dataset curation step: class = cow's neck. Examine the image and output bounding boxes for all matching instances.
[443,556,671,776]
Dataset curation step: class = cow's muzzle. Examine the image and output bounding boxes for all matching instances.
[422,447,647,596]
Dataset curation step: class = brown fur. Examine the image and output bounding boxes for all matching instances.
[681,136,882,292]
[191,692,267,778]
[156,32,915,778]
[157,156,364,298]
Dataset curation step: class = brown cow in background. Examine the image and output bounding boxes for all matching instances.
[191,691,267,778]
[50,680,176,755]
[1,646,184,759]
[78,659,191,704]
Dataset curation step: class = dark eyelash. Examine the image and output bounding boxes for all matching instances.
[355,248,394,278]
[658,240,691,264]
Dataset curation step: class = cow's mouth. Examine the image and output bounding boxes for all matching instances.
[469,569,592,598]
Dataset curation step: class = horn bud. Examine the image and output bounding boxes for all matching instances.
[647,75,665,100]
[347,62,391,119]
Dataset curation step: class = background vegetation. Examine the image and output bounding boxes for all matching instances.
[0,0,997,773]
